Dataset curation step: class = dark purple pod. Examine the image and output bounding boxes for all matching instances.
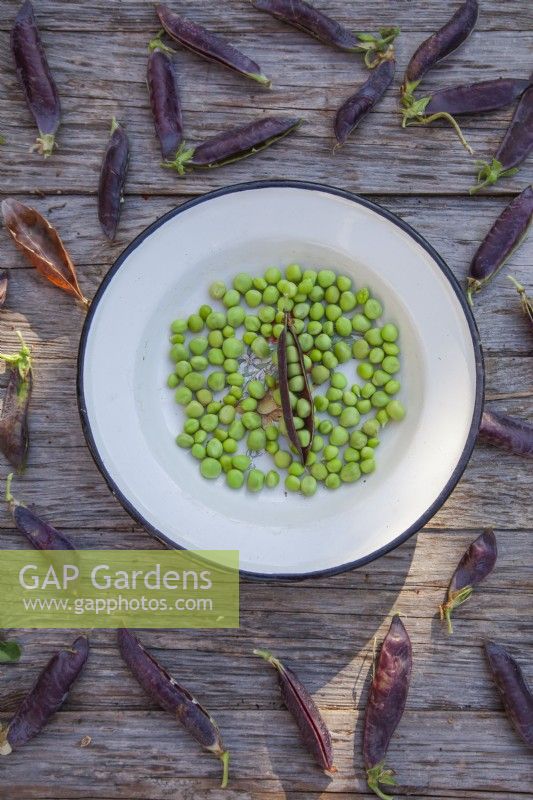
[478,409,533,458]
[251,0,359,51]
[0,636,89,755]
[363,616,412,799]
[165,116,302,174]
[472,79,533,192]
[98,118,130,241]
[147,49,183,161]
[254,648,336,773]
[5,473,75,550]
[117,629,230,787]
[467,186,533,301]
[403,0,478,92]
[334,59,395,146]
[439,530,497,634]
[11,0,61,157]
[426,78,532,115]
[0,270,8,308]
[156,4,270,87]
[485,641,533,748]
[0,333,32,473]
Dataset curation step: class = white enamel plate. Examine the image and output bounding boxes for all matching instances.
[78,181,483,578]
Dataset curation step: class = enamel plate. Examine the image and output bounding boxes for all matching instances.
[78,181,484,578]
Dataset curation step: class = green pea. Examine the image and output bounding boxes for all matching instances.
[381,323,398,342]
[326,458,342,474]
[167,373,179,389]
[199,304,212,321]
[343,391,357,406]
[243,331,256,346]
[222,437,237,453]
[200,457,222,479]
[228,421,245,442]
[352,313,371,333]
[265,440,279,455]
[217,405,234,425]
[360,458,375,474]
[339,291,356,312]
[200,414,219,432]
[187,314,204,333]
[184,372,205,391]
[300,475,317,496]
[251,337,270,358]
[265,470,280,488]
[357,362,373,380]
[372,369,390,387]
[242,411,261,430]
[330,426,349,446]
[207,349,223,367]
[206,312,226,330]
[368,437,380,448]
[350,430,368,449]
[386,400,406,421]
[224,469,243,489]
[184,418,200,435]
[326,387,342,402]
[362,382,376,399]
[376,410,389,426]
[274,449,292,469]
[325,304,341,323]
[365,328,383,346]
[297,429,311,448]
[330,372,347,390]
[232,454,251,471]
[225,306,244,328]
[357,288,369,305]
[247,469,264,492]
[360,446,374,461]
[382,356,400,374]
[176,433,194,449]
[241,397,258,412]
[221,338,243,359]
[220,454,233,473]
[309,302,324,321]
[351,383,362,396]
[340,462,361,483]
[189,443,205,460]
[334,341,352,363]
[170,333,185,344]
[283,263,300,283]
[190,355,208,371]
[265,266,282,284]
[306,320,321,336]
[170,318,187,334]
[244,315,260,333]
[208,330,224,348]
[356,399,371,414]
[285,475,300,492]
[223,358,239,375]
[209,281,226,300]
[196,389,213,406]
[362,419,380,437]
[309,348,322,363]
[384,379,400,395]
[309,285,324,302]
[323,356,340,375]
[170,343,188,362]
[206,438,223,459]
[334,316,352,337]
[371,387,388,410]
[317,269,335,288]
[364,298,382,320]
[207,401,223,414]
[344,447,360,462]
[194,429,208,444]
[278,279,297,298]
[175,386,193,405]
[222,325,234,339]
[319,419,333,435]
[313,395,328,413]
[369,347,385,364]
[189,337,208,356]
[295,397,311,418]
[207,372,225,392]
[261,286,278,306]
[288,375,304,393]
[323,444,338,461]
[247,429,266,451]
[227,372,244,386]
[262,424,277,441]
[222,289,239,308]
[314,334,330,351]
[229,272,251,294]
[383,342,400,356]
[339,407,360,427]
[310,463,327,481]
[244,288,262,307]
[337,274,352,291]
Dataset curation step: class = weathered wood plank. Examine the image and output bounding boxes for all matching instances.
[0,28,531,195]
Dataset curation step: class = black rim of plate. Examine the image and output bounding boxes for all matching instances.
[77,179,485,581]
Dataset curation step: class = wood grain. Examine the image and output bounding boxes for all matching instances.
[0,1,531,799]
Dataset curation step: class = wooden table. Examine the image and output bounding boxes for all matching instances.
[1,1,532,797]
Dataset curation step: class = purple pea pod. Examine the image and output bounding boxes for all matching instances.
[156,4,270,87]
[425,78,533,116]
[402,0,478,98]
[472,79,533,192]
[363,616,412,800]
[164,115,302,174]
[98,118,130,241]
[508,276,533,331]
[439,530,497,634]
[5,473,75,550]
[334,58,395,146]
[467,186,533,302]
[117,629,230,787]
[11,0,61,157]
[478,409,533,458]
[254,648,336,774]
[147,48,183,161]
[0,636,89,755]
[0,270,8,308]
[484,641,533,748]
[0,332,32,473]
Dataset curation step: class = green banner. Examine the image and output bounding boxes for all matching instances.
[0,550,239,629]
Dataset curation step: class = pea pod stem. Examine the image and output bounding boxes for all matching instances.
[508,275,533,328]
[403,109,473,155]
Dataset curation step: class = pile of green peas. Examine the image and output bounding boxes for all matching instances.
[167,264,406,497]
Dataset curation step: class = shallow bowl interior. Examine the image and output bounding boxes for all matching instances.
[78,181,483,577]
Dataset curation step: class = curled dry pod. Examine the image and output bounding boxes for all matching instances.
[0,332,32,473]
[472,80,533,192]
[467,186,533,302]
[156,4,270,87]
[402,0,478,96]
[98,118,130,241]
[11,0,61,157]
[0,636,89,755]
[439,529,497,634]
[508,275,533,331]
[425,78,533,116]
[117,628,230,787]
[147,48,183,161]
[363,616,412,800]
[484,641,533,748]
[1,198,89,308]
[253,648,335,773]
[334,58,395,146]
[277,314,314,464]
[165,116,302,174]
[478,409,533,458]
[0,270,8,308]
[5,473,75,550]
